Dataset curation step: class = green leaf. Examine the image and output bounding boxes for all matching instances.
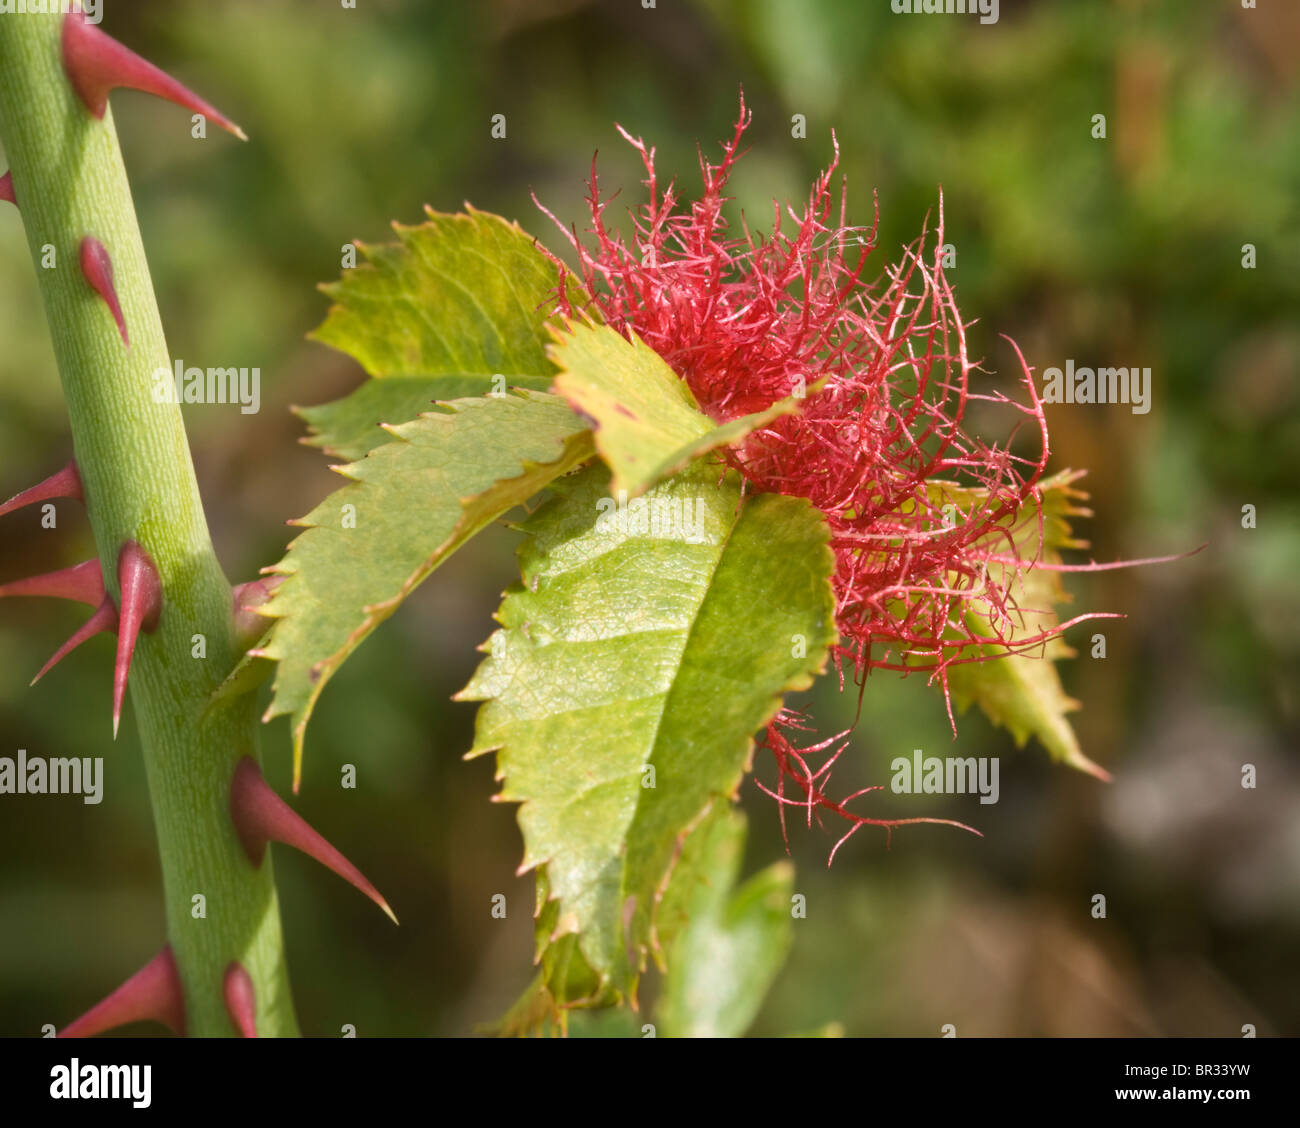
[483,867,607,1037]
[297,376,513,463]
[457,459,836,1004]
[257,390,594,788]
[549,320,799,497]
[300,207,564,460]
[929,470,1108,780]
[206,650,274,715]
[655,805,794,1038]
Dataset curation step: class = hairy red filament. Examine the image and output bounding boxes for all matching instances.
[536,97,1127,854]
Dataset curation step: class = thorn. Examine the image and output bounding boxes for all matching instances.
[79,237,128,347]
[113,541,162,739]
[0,170,15,208]
[0,460,83,519]
[32,596,118,686]
[62,11,248,141]
[232,576,283,648]
[222,962,257,1038]
[0,558,104,607]
[230,756,399,925]
[60,944,185,1037]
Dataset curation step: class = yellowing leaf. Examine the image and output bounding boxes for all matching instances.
[930,470,1108,780]
[458,459,836,1003]
[656,805,794,1038]
[549,320,798,497]
[301,207,565,460]
[258,391,593,788]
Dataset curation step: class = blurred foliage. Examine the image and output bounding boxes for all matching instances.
[1,0,1296,1036]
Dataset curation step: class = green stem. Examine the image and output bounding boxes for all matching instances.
[0,14,297,1036]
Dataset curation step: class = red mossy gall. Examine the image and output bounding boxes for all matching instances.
[536,96,1138,853]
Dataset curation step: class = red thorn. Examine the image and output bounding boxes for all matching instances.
[0,170,15,208]
[222,962,257,1038]
[0,460,83,519]
[230,757,399,925]
[0,559,104,607]
[232,576,283,648]
[60,944,185,1038]
[79,237,128,346]
[32,595,118,686]
[62,12,247,141]
[113,541,162,739]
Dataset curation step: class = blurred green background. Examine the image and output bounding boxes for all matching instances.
[1,0,1297,1036]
